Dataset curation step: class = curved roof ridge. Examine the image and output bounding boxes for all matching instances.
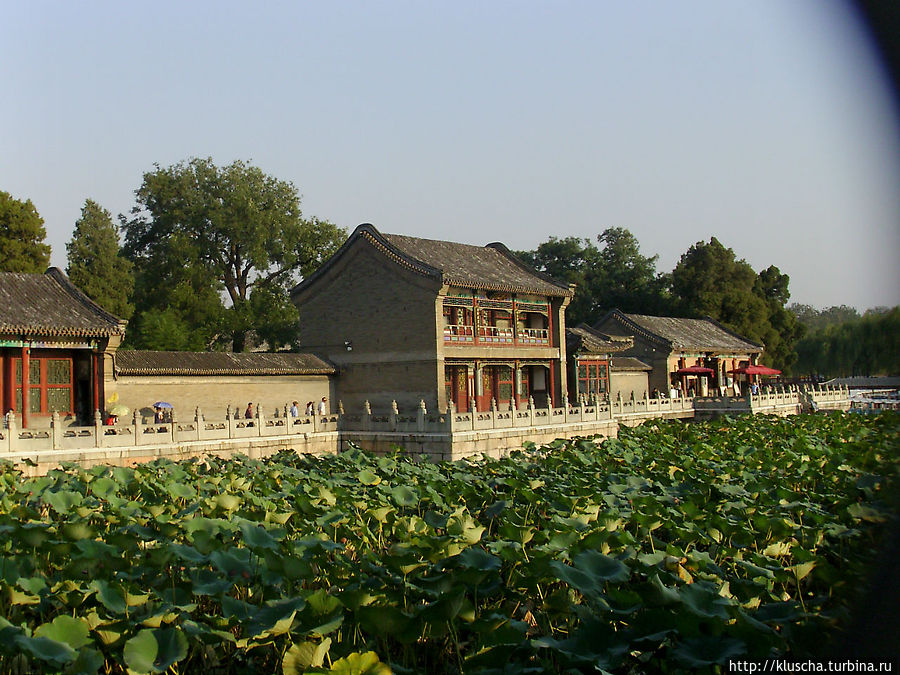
[0,268,126,337]
[45,267,128,330]
[485,241,573,295]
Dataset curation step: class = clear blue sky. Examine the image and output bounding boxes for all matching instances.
[2,1,898,311]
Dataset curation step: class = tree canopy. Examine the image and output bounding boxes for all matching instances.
[0,190,51,273]
[793,305,898,377]
[66,199,134,319]
[670,238,803,371]
[121,158,347,352]
[516,236,600,326]
[516,227,667,326]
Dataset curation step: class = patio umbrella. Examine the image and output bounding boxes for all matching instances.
[675,366,714,375]
[108,403,129,417]
[153,401,174,409]
[728,365,781,376]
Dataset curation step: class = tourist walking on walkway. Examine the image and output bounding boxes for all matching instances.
[317,397,328,415]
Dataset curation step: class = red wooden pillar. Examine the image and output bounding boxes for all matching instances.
[547,302,556,407]
[92,351,100,416]
[21,345,29,429]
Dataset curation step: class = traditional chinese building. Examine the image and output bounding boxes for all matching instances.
[594,310,763,396]
[290,224,574,413]
[0,268,127,428]
[564,324,634,401]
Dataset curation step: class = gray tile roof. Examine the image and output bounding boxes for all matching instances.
[611,356,652,371]
[0,268,126,338]
[293,224,572,299]
[115,351,335,376]
[566,324,633,356]
[381,231,572,297]
[825,376,900,390]
[598,310,763,353]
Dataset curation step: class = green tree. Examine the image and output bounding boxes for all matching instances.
[794,305,898,377]
[121,158,347,352]
[670,237,770,342]
[517,228,668,326]
[516,236,600,325]
[593,227,669,316]
[0,190,51,273]
[789,304,860,333]
[669,239,804,372]
[66,199,134,319]
[753,266,804,372]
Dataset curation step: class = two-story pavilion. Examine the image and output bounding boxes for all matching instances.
[290,224,573,413]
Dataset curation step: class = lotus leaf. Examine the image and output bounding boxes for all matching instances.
[325,650,391,675]
[33,615,92,650]
[123,627,188,674]
[283,637,332,674]
[12,634,78,667]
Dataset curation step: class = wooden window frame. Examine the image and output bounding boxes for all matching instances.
[13,356,74,416]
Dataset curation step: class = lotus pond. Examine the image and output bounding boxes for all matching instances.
[0,412,898,674]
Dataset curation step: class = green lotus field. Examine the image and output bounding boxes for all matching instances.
[1,412,898,674]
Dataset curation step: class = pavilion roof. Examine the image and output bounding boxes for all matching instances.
[0,268,126,338]
[597,310,763,354]
[115,351,335,376]
[566,324,633,356]
[292,224,573,299]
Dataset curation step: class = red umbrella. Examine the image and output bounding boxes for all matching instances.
[675,366,714,375]
[728,365,781,376]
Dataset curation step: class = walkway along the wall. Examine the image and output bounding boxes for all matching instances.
[1,385,850,475]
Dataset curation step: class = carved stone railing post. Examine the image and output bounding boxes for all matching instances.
[256,404,264,437]
[417,399,426,432]
[94,409,103,448]
[362,400,372,432]
[6,411,17,452]
[195,407,203,441]
[528,395,536,426]
[133,409,144,445]
[390,400,399,432]
[170,408,178,443]
[51,412,61,450]
[470,399,477,430]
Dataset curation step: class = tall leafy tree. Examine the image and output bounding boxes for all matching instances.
[670,237,771,348]
[66,199,134,319]
[0,190,51,273]
[516,236,600,325]
[753,265,803,372]
[517,228,668,326]
[593,227,669,316]
[789,304,860,333]
[794,305,898,376]
[671,239,805,372]
[121,158,346,352]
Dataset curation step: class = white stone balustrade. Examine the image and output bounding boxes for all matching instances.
[0,387,851,462]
